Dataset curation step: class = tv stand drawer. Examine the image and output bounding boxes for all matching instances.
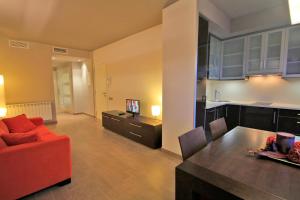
[102,111,162,149]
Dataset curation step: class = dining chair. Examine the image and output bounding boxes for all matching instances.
[209,117,228,141]
[178,126,207,160]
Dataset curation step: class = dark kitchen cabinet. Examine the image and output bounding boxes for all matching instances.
[197,16,209,80]
[205,108,216,141]
[216,106,225,119]
[205,108,216,132]
[196,101,206,128]
[277,109,300,135]
[204,106,226,141]
[277,117,300,135]
[240,106,277,131]
[224,105,240,131]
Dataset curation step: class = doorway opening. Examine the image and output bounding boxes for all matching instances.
[52,55,95,118]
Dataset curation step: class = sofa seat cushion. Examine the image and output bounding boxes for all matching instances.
[1,132,39,146]
[0,137,7,149]
[26,125,57,141]
[3,114,37,133]
[0,120,9,135]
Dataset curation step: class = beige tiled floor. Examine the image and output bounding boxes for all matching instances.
[23,114,180,200]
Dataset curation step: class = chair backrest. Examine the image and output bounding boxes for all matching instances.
[209,117,228,141]
[178,126,207,160]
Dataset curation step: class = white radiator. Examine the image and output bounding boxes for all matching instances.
[6,101,53,121]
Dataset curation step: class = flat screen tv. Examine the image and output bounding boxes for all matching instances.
[126,99,140,115]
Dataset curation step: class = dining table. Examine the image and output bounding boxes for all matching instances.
[176,126,300,200]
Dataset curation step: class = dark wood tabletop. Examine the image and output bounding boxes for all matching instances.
[176,126,300,200]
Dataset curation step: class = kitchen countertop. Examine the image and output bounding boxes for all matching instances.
[203,100,300,110]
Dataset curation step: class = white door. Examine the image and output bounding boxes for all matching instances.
[56,66,73,113]
[94,63,108,119]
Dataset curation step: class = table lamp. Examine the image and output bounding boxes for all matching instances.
[0,75,7,117]
[151,105,160,118]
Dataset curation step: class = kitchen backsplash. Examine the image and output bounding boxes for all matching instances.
[204,76,300,104]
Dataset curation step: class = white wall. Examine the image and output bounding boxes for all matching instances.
[162,0,199,155]
[93,25,163,119]
[198,0,231,33]
[231,3,290,35]
[207,77,300,104]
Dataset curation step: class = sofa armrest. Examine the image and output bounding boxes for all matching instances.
[0,135,71,200]
[30,117,44,126]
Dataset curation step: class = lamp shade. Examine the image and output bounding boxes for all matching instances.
[151,105,161,117]
[0,75,7,117]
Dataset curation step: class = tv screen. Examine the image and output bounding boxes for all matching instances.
[126,99,140,114]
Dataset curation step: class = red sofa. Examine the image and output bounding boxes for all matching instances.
[0,117,71,200]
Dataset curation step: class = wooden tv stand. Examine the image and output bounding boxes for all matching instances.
[102,110,162,149]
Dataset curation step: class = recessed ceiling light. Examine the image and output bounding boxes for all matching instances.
[289,0,300,25]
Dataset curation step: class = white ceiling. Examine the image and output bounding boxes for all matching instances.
[0,0,176,50]
[210,0,287,19]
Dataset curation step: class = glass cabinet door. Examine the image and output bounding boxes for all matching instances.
[264,30,284,73]
[246,34,263,74]
[208,36,221,80]
[221,37,245,79]
[285,26,300,76]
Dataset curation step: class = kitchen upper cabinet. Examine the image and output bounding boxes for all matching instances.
[245,30,285,75]
[264,30,285,73]
[284,25,300,77]
[208,35,222,80]
[240,106,277,132]
[221,37,245,80]
[246,34,263,75]
[197,17,209,80]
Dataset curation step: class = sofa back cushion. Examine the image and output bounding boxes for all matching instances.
[1,132,38,146]
[0,120,9,135]
[3,114,37,133]
[0,137,7,148]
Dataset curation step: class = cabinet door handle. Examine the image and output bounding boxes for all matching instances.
[297,114,300,116]
[129,123,142,128]
[103,115,110,119]
[129,131,142,138]
[111,118,120,122]
[273,112,276,124]
[297,122,300,124]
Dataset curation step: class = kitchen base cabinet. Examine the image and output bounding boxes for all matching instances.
[216,106,225,119]
[203,106,226,141]
[277,117,300,136]
[197,104,300,139]
[225,105,240,131]
[277,109,300,135]
[204,108,216,141]
[240,106,277,131]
